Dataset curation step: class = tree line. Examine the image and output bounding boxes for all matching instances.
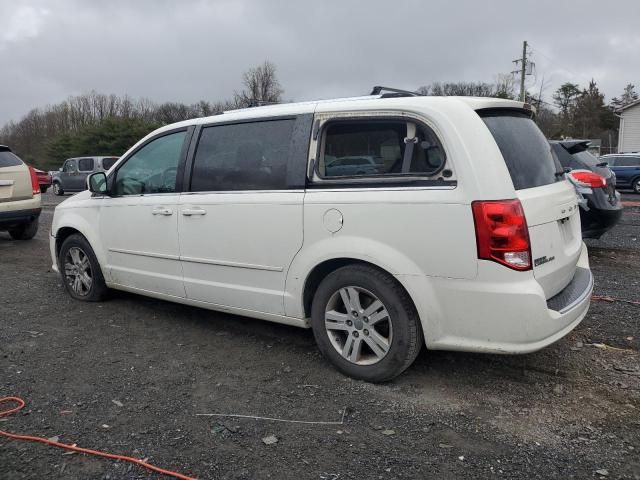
[416,79,636,155]
[0,62,283,169]
[1,60,635,169]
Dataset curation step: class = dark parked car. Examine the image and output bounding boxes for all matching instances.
[550,140,622,239]
[600,153,640,193]
[52,156,119,196]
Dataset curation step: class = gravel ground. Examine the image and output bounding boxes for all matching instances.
[1,192,639,480]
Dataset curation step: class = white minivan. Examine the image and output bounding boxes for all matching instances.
[50,91,593,381]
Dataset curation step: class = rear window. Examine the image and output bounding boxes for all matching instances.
[572,151,600,168]
[0,151,23,168]
[102,157,118,170]
[479,110,561,190]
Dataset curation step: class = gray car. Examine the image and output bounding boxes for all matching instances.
[52,156,119,196]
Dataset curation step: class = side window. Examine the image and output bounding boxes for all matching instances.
[63,160,76,172]
[113,131,186,196]
[77,158,95,172]
[190,119,295,191]
[619,157,640,167]
[101,157,118,170]
[317,120,446,179]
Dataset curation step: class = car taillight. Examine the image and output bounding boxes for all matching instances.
[472,199,531,271]
[568,170,606,188]
[28,166,41,195]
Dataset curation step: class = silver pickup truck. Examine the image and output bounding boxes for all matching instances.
[52,156,118,196]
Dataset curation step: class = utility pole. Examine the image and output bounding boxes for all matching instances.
[520,41,527,102]
[512,41,533,102]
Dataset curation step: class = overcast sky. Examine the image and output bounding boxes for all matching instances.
[1,0,638,125]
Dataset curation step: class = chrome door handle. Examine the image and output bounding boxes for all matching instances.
[182,207,207,216]
[152,207,173,216]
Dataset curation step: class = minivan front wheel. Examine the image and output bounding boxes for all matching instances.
[52,182,64,196]
[633,177,640,194]
[311,264,423,382]
[59,234,108,301]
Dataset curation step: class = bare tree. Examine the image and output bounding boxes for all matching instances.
[234,61,284,107]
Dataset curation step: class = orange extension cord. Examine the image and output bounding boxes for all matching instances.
[0,396,197,480]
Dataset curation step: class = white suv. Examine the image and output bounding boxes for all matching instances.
[50,92,593,381]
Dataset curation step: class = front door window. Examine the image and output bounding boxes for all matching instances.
[113,131,186,195]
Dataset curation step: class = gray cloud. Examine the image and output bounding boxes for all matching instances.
[1,0,638,124]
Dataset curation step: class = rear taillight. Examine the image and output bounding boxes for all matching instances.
[568,170,606,188]
[472,199,531,271]
[28,166,41,195]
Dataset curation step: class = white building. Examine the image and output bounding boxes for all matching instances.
[617,99,640,153]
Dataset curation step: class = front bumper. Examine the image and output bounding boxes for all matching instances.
[50,230,60,273]
[397,243,593,354]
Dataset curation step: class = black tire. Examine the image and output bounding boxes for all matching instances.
[8,219,38,240]
[58,234,108,302]
[310,264,423,382]
[52,182,64,196]
[40,185,48,193]
[633,177,640,194]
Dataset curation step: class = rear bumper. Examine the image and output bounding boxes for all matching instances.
[580,205,623,238]
[397,243,592,354]
[0,207,41,230]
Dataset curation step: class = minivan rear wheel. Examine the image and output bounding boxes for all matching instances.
[633,177,640,194]
[310,264,423,382]
[58,234,108,301]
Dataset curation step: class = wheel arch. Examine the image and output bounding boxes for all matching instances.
[53,213,106,271]
[300,257,421,327]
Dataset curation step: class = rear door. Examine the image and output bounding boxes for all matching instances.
[480,110,582,298]
[614,156,640,188]
[75,158,95,190]
[0,149,32,202]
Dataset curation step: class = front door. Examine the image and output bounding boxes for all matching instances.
[178,118,309,315]
[99,129,189,297]
[60,159,83,191]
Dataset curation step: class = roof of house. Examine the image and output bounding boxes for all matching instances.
[619,98,640,112]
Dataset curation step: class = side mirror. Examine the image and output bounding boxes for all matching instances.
[88,172,108,195]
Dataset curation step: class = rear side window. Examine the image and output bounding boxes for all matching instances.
[78,158,95,171]
[0,151,23,168]
[480,110,560,190]
[101,157,118,170]
[191,119,295,191]
[617,157,640,167]
[318,120,445,178]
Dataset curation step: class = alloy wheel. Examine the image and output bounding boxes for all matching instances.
[324,286,393,365]
[64,246,93,296]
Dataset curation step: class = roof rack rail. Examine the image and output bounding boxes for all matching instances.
[370,86,422,98]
